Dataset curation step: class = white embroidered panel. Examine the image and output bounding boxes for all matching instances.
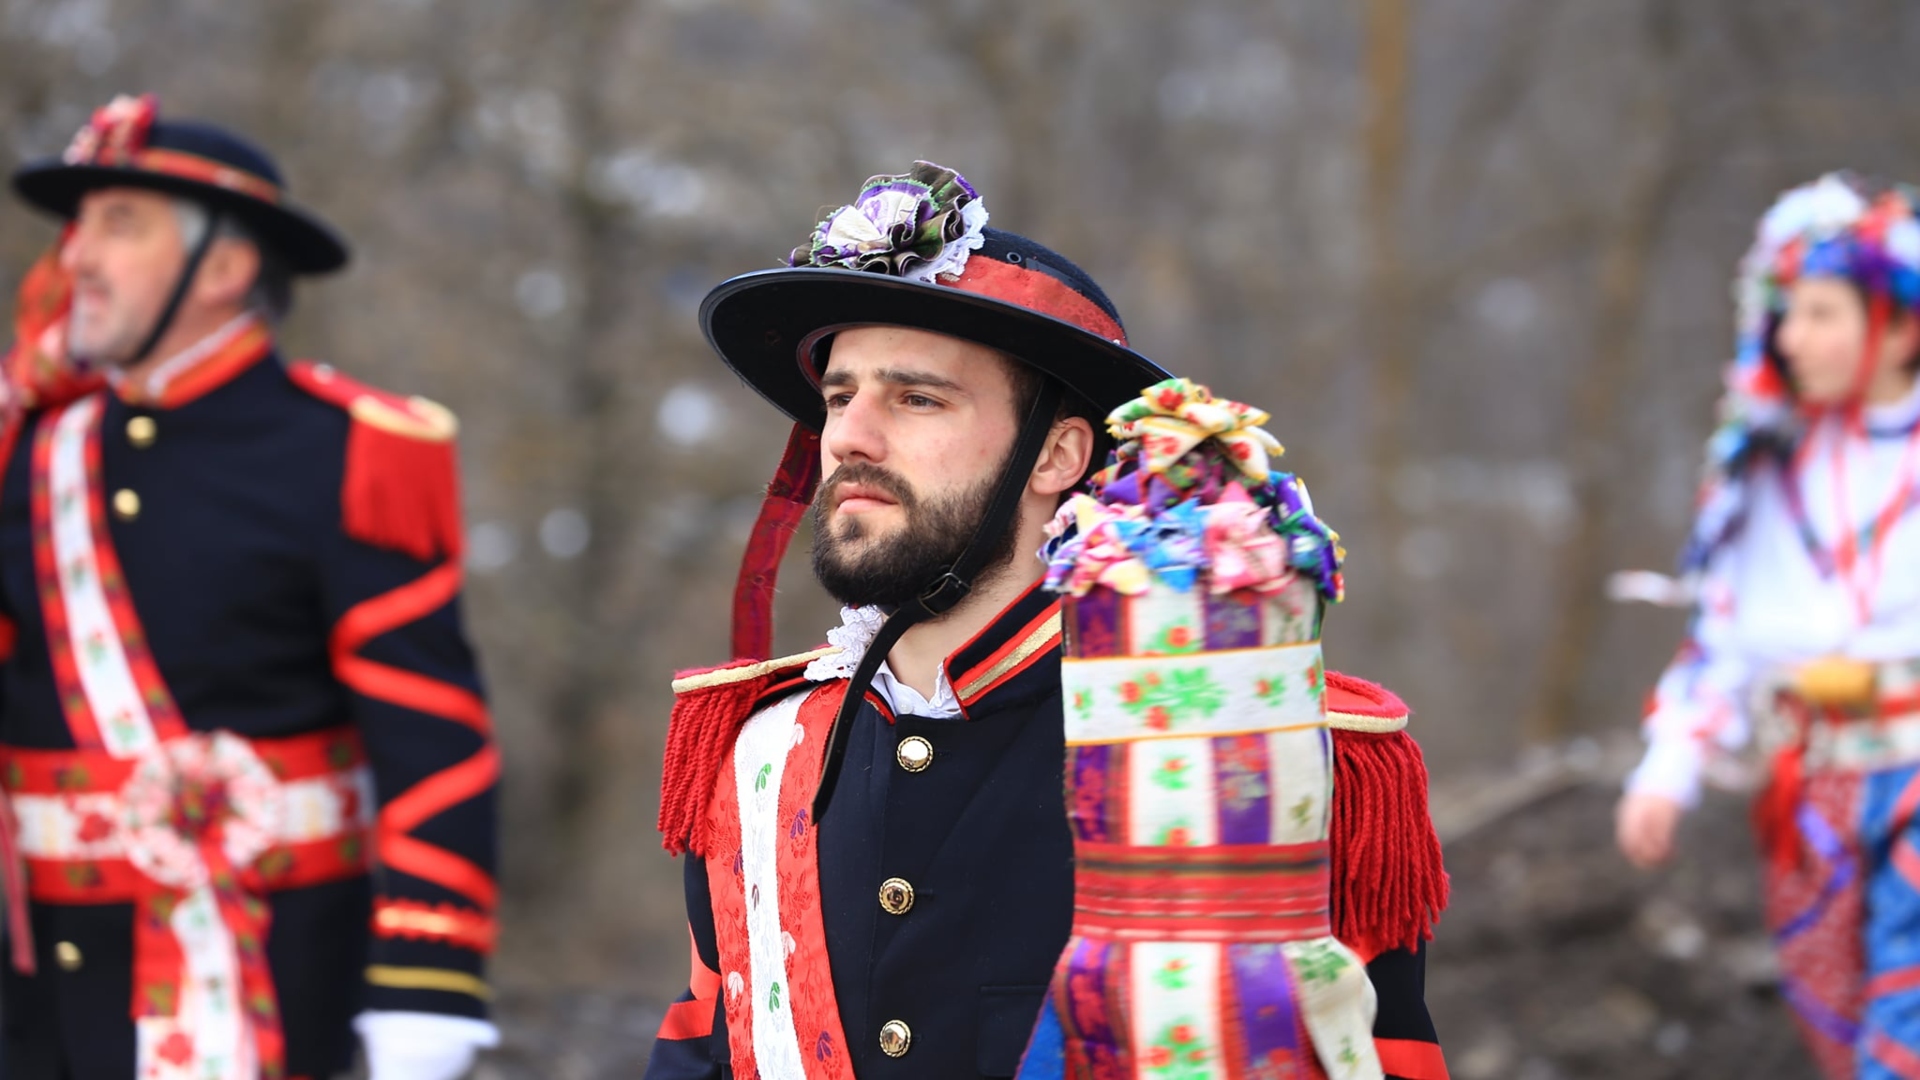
[1266,726,1334,845]
[733,693,808,1079]
[1283,938,1383,1080]
[1126,737,1219,848]
[12,767,374,859]
[1129,941,1227,1079]
[136,887,254,1080]
[1123,586,1205,656]
[48,395,158,758]
[1062,643,1324,745]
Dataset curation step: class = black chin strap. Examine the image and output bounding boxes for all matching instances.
[125,208,223,367]
[811,380,1064,819]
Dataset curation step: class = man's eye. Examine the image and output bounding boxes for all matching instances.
[824,392,852,409]
[903,393,939,408]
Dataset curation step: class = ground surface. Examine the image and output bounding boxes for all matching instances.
[1428,774,1814,1079]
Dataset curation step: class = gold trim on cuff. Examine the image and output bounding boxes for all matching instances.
[365,964,492,1000]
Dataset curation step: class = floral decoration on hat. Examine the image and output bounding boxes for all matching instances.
[62,93,158,167]
[790,161,990,284]
[1044,378,1345,602]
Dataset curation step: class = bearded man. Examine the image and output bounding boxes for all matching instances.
[645,164,1449,1080]
[0,95,499,1080]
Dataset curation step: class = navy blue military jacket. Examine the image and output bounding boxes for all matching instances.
[0,349,498,1080]
[644,587,1441,1079]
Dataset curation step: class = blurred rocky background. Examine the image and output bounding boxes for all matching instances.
[5,0,1919,1074]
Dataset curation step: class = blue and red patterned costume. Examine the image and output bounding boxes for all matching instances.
[1629,174,1920,1078]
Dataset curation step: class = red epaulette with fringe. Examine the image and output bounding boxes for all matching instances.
[657,647,836,858]
[286,361,463,564]
[1325,671,1450,962]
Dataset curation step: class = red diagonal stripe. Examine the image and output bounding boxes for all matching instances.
[1873,1032,1920,1079]
[1870,965,1920,1000]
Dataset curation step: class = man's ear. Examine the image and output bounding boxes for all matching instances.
[1031,415,1094,498]
[192,237,260,309]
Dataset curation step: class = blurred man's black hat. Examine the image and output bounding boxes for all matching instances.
[11,94,348,275]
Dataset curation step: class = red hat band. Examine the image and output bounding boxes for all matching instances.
[62,94,282,206]
[948,256,1128,346]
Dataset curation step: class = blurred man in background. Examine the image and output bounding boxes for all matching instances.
[1618,173,1920,1078]
[0,94,499,1080]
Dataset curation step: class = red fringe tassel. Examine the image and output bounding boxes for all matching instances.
[1329,727,1450,961]
[657,665,777,857]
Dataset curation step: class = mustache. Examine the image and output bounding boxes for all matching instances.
[69,274,110,301]
[819,462,916,509]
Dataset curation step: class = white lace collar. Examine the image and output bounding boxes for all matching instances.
[804,606,962,719]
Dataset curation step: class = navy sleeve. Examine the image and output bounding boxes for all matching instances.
[1369,944,1448,1079]
[321,532,499,1019]
[644,854,728,1080]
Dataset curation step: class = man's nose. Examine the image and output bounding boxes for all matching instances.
[57,228,95,275]
[824,389,887,465]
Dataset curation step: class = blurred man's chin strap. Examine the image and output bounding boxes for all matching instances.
[119,206,224,369]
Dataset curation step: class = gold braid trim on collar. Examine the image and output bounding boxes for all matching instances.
[671,646,841,694]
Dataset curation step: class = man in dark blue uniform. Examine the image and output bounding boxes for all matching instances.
[0,95,499,1080]
[645,163,1447,1079]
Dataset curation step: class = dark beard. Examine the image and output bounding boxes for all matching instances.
[809,453,1022,609]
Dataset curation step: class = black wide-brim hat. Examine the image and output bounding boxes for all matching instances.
[12,101,348,275]
[703,228,1169,432]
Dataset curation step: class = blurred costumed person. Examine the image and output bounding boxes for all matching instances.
[1615,173,1920,1077]
[0,95,500,1079]
[1015,379,1448,1080]
[646,161,1448,1080]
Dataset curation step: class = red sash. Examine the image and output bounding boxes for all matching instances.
[703,682,858,1080]
[7,390,368,1080]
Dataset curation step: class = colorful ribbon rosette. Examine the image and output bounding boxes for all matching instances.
[1021,379,1379,1079]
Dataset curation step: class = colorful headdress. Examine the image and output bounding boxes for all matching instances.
[1044,378,1345,604]
[1682,172,1920,572]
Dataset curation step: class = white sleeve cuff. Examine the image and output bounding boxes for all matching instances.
[355,1011,500,1080]
[1626,735,1706,807]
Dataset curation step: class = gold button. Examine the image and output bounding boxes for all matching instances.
[112,489,140,521]
[54,941,81,972]
[878,1019,911,1057]
[878,877,915,916]
[126,416,157,449]
[896,736,932,773]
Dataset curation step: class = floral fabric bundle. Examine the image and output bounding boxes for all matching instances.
[1043,378,1343,603]
[1020,379,1381,1080]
